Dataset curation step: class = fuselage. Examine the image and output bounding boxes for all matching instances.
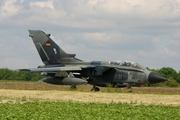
[40,60,166,86]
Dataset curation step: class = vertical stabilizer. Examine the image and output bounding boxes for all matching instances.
[28,30,81,65]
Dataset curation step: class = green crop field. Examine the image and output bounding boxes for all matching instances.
[0,99,180,120]
[0,80,180,119]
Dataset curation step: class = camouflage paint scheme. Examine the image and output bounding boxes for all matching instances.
[19,30,167,91]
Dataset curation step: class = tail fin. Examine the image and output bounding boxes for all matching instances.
[28,30,82,65]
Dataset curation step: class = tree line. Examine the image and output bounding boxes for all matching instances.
[0,67,180,87]
[0,68,44,81]
[147,67,180,87]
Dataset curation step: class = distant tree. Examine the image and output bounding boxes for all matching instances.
[0,68,44,81]
[0,68,13,80]
[164,77,179,87]
[177,71,180,83]
[157,67,179,83]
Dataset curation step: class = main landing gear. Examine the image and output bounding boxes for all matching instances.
[127,84,133,92]
[91,85,100,92]
[70,85,77,90]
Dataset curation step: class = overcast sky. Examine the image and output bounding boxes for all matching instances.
[0,0,180,71]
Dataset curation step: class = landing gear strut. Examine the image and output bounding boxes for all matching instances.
[127,84,133,92]
[70,85,77,90]
[91,85,100,92]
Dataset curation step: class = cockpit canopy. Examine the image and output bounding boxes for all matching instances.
[109,60,144,69]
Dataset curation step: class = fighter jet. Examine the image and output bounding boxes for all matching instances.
[19,30,167,92]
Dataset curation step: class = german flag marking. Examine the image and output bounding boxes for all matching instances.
[46,42,51,46]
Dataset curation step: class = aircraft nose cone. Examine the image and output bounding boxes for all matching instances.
[148,72,167,84]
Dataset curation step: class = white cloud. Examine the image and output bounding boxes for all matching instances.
[0,0,21,20]
[30,0,54,9]
[152,36,161,44]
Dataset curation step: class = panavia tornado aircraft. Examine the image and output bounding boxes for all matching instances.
[19,30,167,92]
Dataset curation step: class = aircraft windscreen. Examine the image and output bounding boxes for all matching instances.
[109,60,144,69]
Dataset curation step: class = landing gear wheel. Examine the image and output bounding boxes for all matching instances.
[127,84,133,93]
[94,87,100,91]
[70,85,77,90]
[91,86,100,92]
